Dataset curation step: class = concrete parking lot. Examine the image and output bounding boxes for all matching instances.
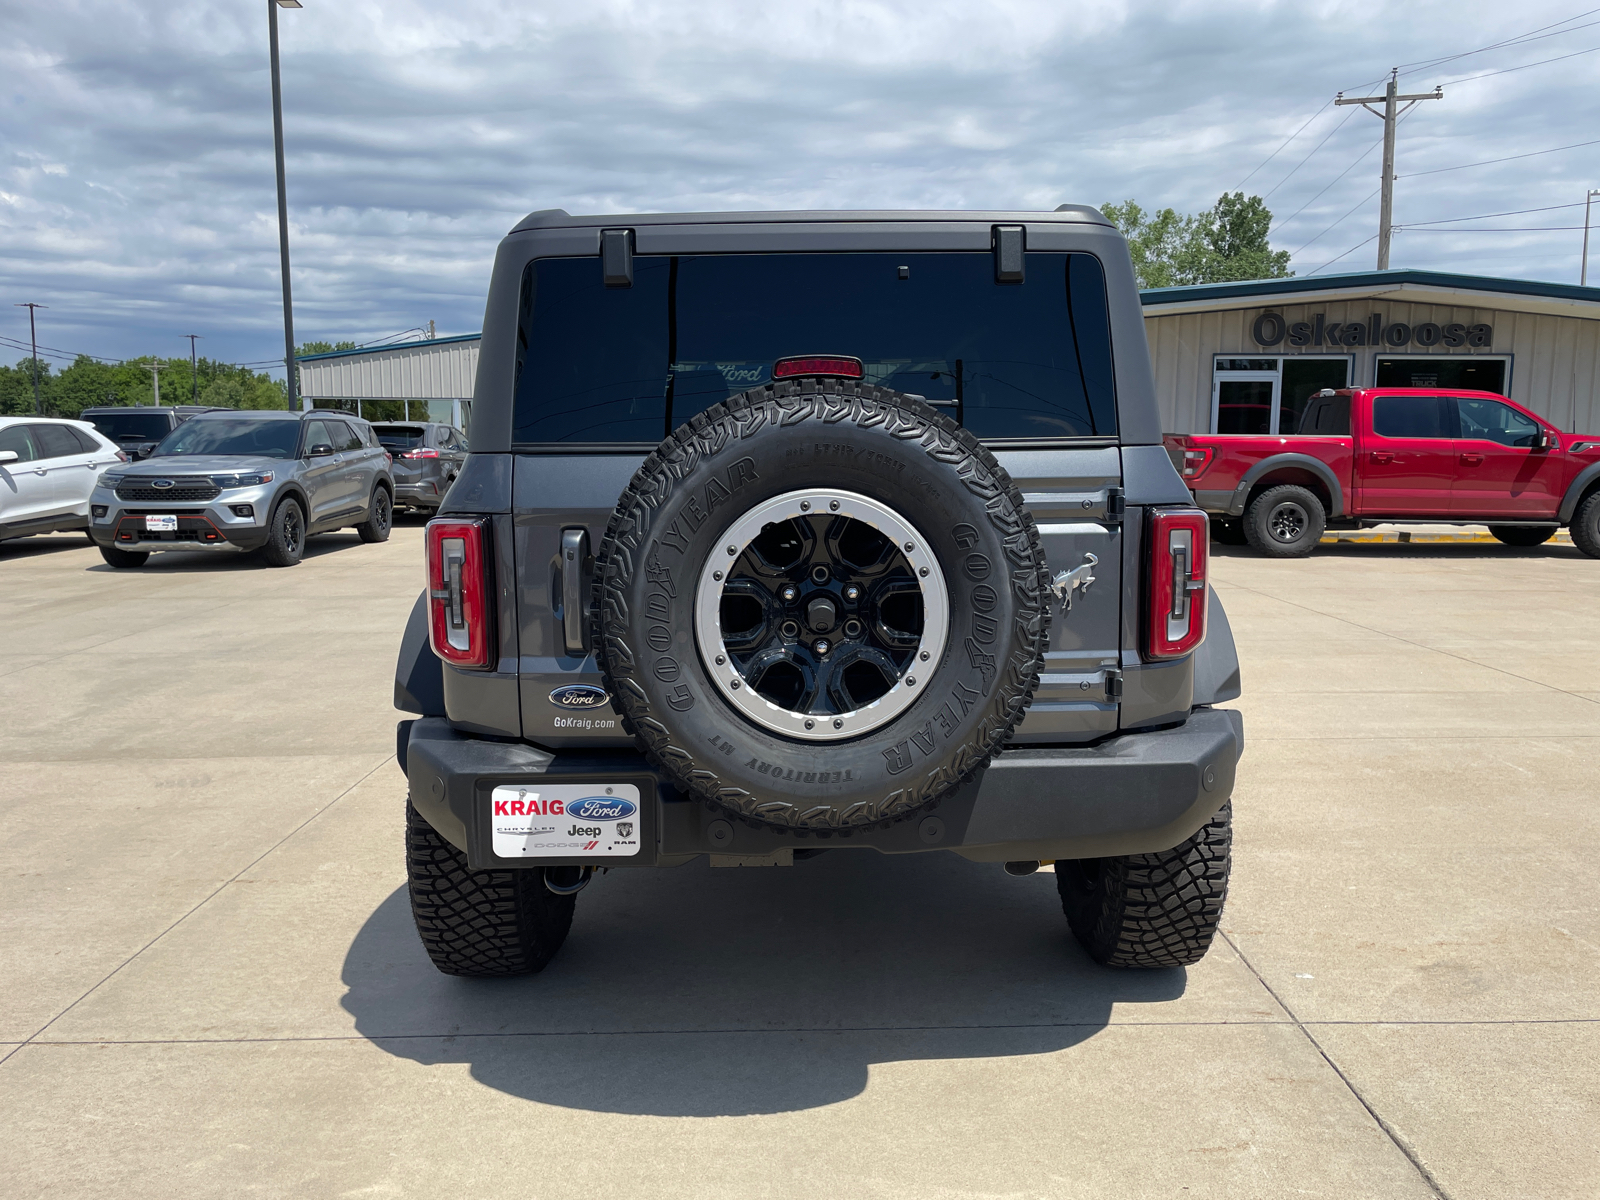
[2,523,1596,1199]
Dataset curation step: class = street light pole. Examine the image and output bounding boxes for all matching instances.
[1582,190,1600,286]
[14,303,46,413]
[268,0,303,410]
[186,334,202,404]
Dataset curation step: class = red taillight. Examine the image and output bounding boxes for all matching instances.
[1146,508,1208,660]
[404,448,440,459]
[115,450,130,463]
[1180,447,1213,478]
[426,518,492,669]
[773,355,864,379]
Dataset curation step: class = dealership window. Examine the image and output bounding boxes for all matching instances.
[1212,356,1350,435]
[1374,356,1509,393]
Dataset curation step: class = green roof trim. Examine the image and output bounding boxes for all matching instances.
[1140,268,1600,308]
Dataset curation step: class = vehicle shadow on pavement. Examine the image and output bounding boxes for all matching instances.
[0,533,96,560]
[340,851,1185,1115]
[78,533,369,572]
[1210,542,1585,561]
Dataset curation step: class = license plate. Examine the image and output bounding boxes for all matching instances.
[490,784,642,858]
[145,515,177,532]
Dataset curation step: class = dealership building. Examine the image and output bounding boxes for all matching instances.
[1142,268,1600,438]
[294,268,1600,442]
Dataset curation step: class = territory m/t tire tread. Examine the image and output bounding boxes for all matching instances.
[405,799,574,977]
[1056,801,1232,968]
[592,379,1050,833]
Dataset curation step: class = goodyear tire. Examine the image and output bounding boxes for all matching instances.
[594,380,1050,833]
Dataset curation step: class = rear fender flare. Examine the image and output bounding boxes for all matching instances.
[395,590,445,717]
[1232,454,1344,518]
[1558,462,1600,524]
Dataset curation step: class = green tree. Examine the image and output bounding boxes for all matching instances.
[296,340,358,356]
[1102,192,1292,290]
[1,354,287,418]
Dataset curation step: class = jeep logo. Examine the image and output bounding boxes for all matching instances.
[549,684,609,709]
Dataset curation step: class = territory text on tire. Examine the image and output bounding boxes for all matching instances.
[1243,484,1325,558]
[594,380,1050,834]
[406,799,575,977]
[1572,491,1600,559]
[356,486,392,543]
[98,544,149,569]
[1056,801,1232,968]
[1488,524,1557,547]
[259,496,305,567]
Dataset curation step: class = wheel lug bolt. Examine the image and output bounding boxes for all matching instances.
[815,639,830,656]
[782,585,797,602]
[844,585,859,601]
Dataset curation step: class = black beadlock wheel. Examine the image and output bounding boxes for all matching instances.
[593,380,1050,833]
[1487,524,1557,547]
[1573,492,1600,559]
[405,799,575,977]
[1243,484,1325,558]
[1056,801,1233,968]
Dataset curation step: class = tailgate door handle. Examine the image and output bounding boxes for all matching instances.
[561,527,590,656]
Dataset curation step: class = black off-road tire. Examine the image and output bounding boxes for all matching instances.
[98,544,148,569]
[1243,484,1325,558]
[1488,524,1557,547]
[1057,801,1232,968]
[356,485,393,543]
[1209,517,1248,546]
[1572,492,1600,559]
[594,380,1050,833]
[259,496,306,567]
[405,800,575,978]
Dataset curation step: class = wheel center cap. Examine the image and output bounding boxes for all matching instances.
[805,595,838,632]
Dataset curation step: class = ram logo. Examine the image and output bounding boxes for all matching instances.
[567,797,637,821]
[549,684,610,709]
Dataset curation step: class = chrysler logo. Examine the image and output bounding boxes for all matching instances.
[151,479,175,489]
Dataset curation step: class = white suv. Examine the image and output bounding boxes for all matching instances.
[0,416,125,544]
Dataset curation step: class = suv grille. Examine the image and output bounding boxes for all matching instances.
[117,477,220,503]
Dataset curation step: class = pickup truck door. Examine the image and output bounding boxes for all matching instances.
[1358,393,1456,517]
[1450,396,1566,518]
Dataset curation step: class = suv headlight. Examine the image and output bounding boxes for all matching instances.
[211,472,274,489]
[99,473,126,489]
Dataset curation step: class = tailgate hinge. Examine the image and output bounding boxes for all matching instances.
[1105,486,1125,524]
[1103,669,1123,702]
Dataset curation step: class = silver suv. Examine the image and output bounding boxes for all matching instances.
[88,409,395,568]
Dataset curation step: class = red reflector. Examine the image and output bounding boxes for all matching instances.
[1146,507,1208,660]
[426,517,492,669]
[404,448,440,459]
[773,355,864,380]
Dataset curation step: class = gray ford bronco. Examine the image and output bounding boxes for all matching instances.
[395,207,1244,977]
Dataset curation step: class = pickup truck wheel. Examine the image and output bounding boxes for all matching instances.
[405,799,574,977]
[1488,524,1557,547]
[259,497,306,567]
[594,380,1050,833]
[1243,485,1325,558]
[1572,493,1600,559]
[356,486,392,543]
[98,545,149,569]
[1209,517,1248,546]
[1057,801,1232,968]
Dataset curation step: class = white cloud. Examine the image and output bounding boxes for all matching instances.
[1,0,1597,369]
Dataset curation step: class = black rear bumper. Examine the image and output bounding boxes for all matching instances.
[401,708,1244,869]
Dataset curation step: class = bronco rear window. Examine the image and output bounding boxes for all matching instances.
[512,252,1117,445]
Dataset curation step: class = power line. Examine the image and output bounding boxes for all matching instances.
[1262,103,1370,201]
[1432,41,1600,87]
[1396,202,1587,226]
[1234,100,1335,192]
[1289,187,1382,256]
[1397,225,1590,232]
[1404,136,1600,178]
[1270,133,1384,233]
[1306,233,1380,276]
[1394,7,1600,75]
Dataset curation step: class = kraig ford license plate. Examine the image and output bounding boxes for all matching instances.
[145,514,178,532]
[490,783,642,858]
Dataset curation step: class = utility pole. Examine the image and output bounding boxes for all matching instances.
[268,0,303,410]
[186,334,203,404]
[13,302,46,413]
[1336,69,1443,270]
[1583,190,1600,286]
[147,362,164,407]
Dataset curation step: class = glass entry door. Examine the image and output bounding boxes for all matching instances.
[1213,367,1279,434]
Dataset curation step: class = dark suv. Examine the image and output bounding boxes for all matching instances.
[80,406,213,461]
[395,208,1244,978]
[371,422,468,513]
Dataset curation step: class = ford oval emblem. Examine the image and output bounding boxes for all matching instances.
[567,796,637,821]
[549,684,610,709]
[151,479,175,489]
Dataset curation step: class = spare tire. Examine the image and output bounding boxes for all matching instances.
[593,380,1050,833]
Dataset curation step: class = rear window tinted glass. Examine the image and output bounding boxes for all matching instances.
[34,424,84,460]
[1298,395,1351,435]
[84,411,172,441]
[513,252,1116,444]
[373,425,426,450]
[1372,395,1450,439]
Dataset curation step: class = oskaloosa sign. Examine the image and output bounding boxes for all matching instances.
[1252,311,1493,349]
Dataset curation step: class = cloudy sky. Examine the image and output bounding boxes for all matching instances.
[3,0,1599,375]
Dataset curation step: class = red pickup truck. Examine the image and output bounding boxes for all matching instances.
[1164,387,1600,558]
